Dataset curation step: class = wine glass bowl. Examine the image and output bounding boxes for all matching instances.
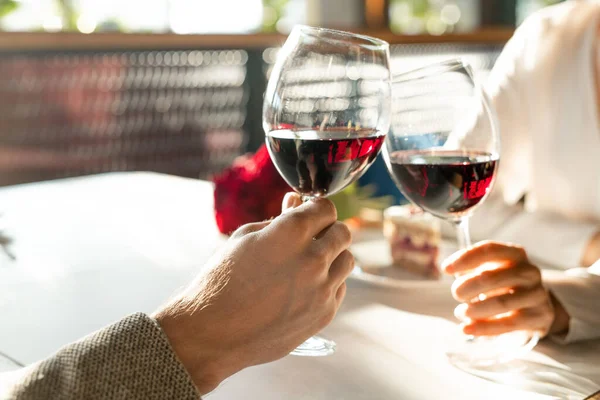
[385,59,538,367]
[264,26,391,200]
[263,25,392,356]
[386,60,499,222]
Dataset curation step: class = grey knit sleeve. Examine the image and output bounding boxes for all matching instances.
[5,313,201,400]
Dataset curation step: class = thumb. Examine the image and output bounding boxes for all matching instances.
[282,192,302,213]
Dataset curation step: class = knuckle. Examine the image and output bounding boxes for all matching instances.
[514,246,527,260]
[317,286,334,307]
[478,240,504,256]
[339,250,355,268]
[479,240,495,252]
[287,212,310,234]
[231,223,253,237]
[336,222,352,247]
[320,306,337,327]
[531,267,542,282]
[521,264,541,282]
[319,199,337,221]
[504,242,527,259]
[533,286,549,303]
[337,282,347,300]
[310,244,329,263]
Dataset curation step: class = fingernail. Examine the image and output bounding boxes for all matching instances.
[442,248,469,273]
[463,324,476,335]
[442,253,459,272]
[282,193,298,213]
[454,303,468,320]
[441,259,452,273]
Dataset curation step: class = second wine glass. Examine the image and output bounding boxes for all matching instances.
[263,25,392,356]
[385,59,539,366]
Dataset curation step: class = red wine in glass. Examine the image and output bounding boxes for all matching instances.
[266,129,386,197]
[387,149,498,219]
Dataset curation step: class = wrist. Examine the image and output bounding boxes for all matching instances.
[548,291,570,336]
[153,309,243,395]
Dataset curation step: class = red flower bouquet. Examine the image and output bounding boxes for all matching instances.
[213,144,290,235]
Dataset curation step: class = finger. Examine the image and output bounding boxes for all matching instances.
[315,222,352,263]
[328,250,355,287]
[272,198,337,240]
[463,307,552,337]
[456,286,549,320]
[335,282,347,307]
[230,220,271,239]
[282,192,302,213]
[452,262,542,302]
[443,241,527,275]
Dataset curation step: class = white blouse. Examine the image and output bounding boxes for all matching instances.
[472,0,600,342]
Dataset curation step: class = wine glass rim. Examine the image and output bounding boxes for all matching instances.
[392,59,471,83]
[291,25,389,49]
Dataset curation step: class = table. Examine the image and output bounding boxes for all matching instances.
[1,172,599,400]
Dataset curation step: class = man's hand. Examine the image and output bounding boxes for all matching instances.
[153,193,354,394]
[443,241,569,338]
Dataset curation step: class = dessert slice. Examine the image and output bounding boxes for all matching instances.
[383,205,441,278]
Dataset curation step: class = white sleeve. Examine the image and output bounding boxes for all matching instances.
[484,20,532,207]
[543,265,600,343]
[486,210,598,269]
[466,18,599,269]
[464,20,535,242]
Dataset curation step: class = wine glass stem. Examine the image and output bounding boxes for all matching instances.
[453,217,483,303]
[453,217,472,250]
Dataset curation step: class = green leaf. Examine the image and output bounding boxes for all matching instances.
[329,183,394,221]
[0,0,19,18]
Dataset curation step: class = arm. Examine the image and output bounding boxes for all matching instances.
[468,16,600,269]
[2,194,355,399]
[1,313,201,400]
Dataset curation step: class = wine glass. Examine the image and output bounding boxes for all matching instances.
[384,59,539,366]
[263,25,391,356]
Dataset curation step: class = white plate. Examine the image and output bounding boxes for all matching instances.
[349,229,455,289]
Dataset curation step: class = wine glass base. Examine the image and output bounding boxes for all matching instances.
[290,335,336,357]
[446,330,540,368]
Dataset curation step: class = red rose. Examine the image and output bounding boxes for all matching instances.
[213,144,290,235]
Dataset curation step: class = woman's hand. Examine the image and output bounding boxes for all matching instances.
[153,193,354,394]
[442,241,569,338]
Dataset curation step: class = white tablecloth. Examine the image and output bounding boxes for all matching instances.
[0,172,598,400]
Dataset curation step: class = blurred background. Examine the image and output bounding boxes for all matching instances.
[0,0,563,34]
[0,0,563,198]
